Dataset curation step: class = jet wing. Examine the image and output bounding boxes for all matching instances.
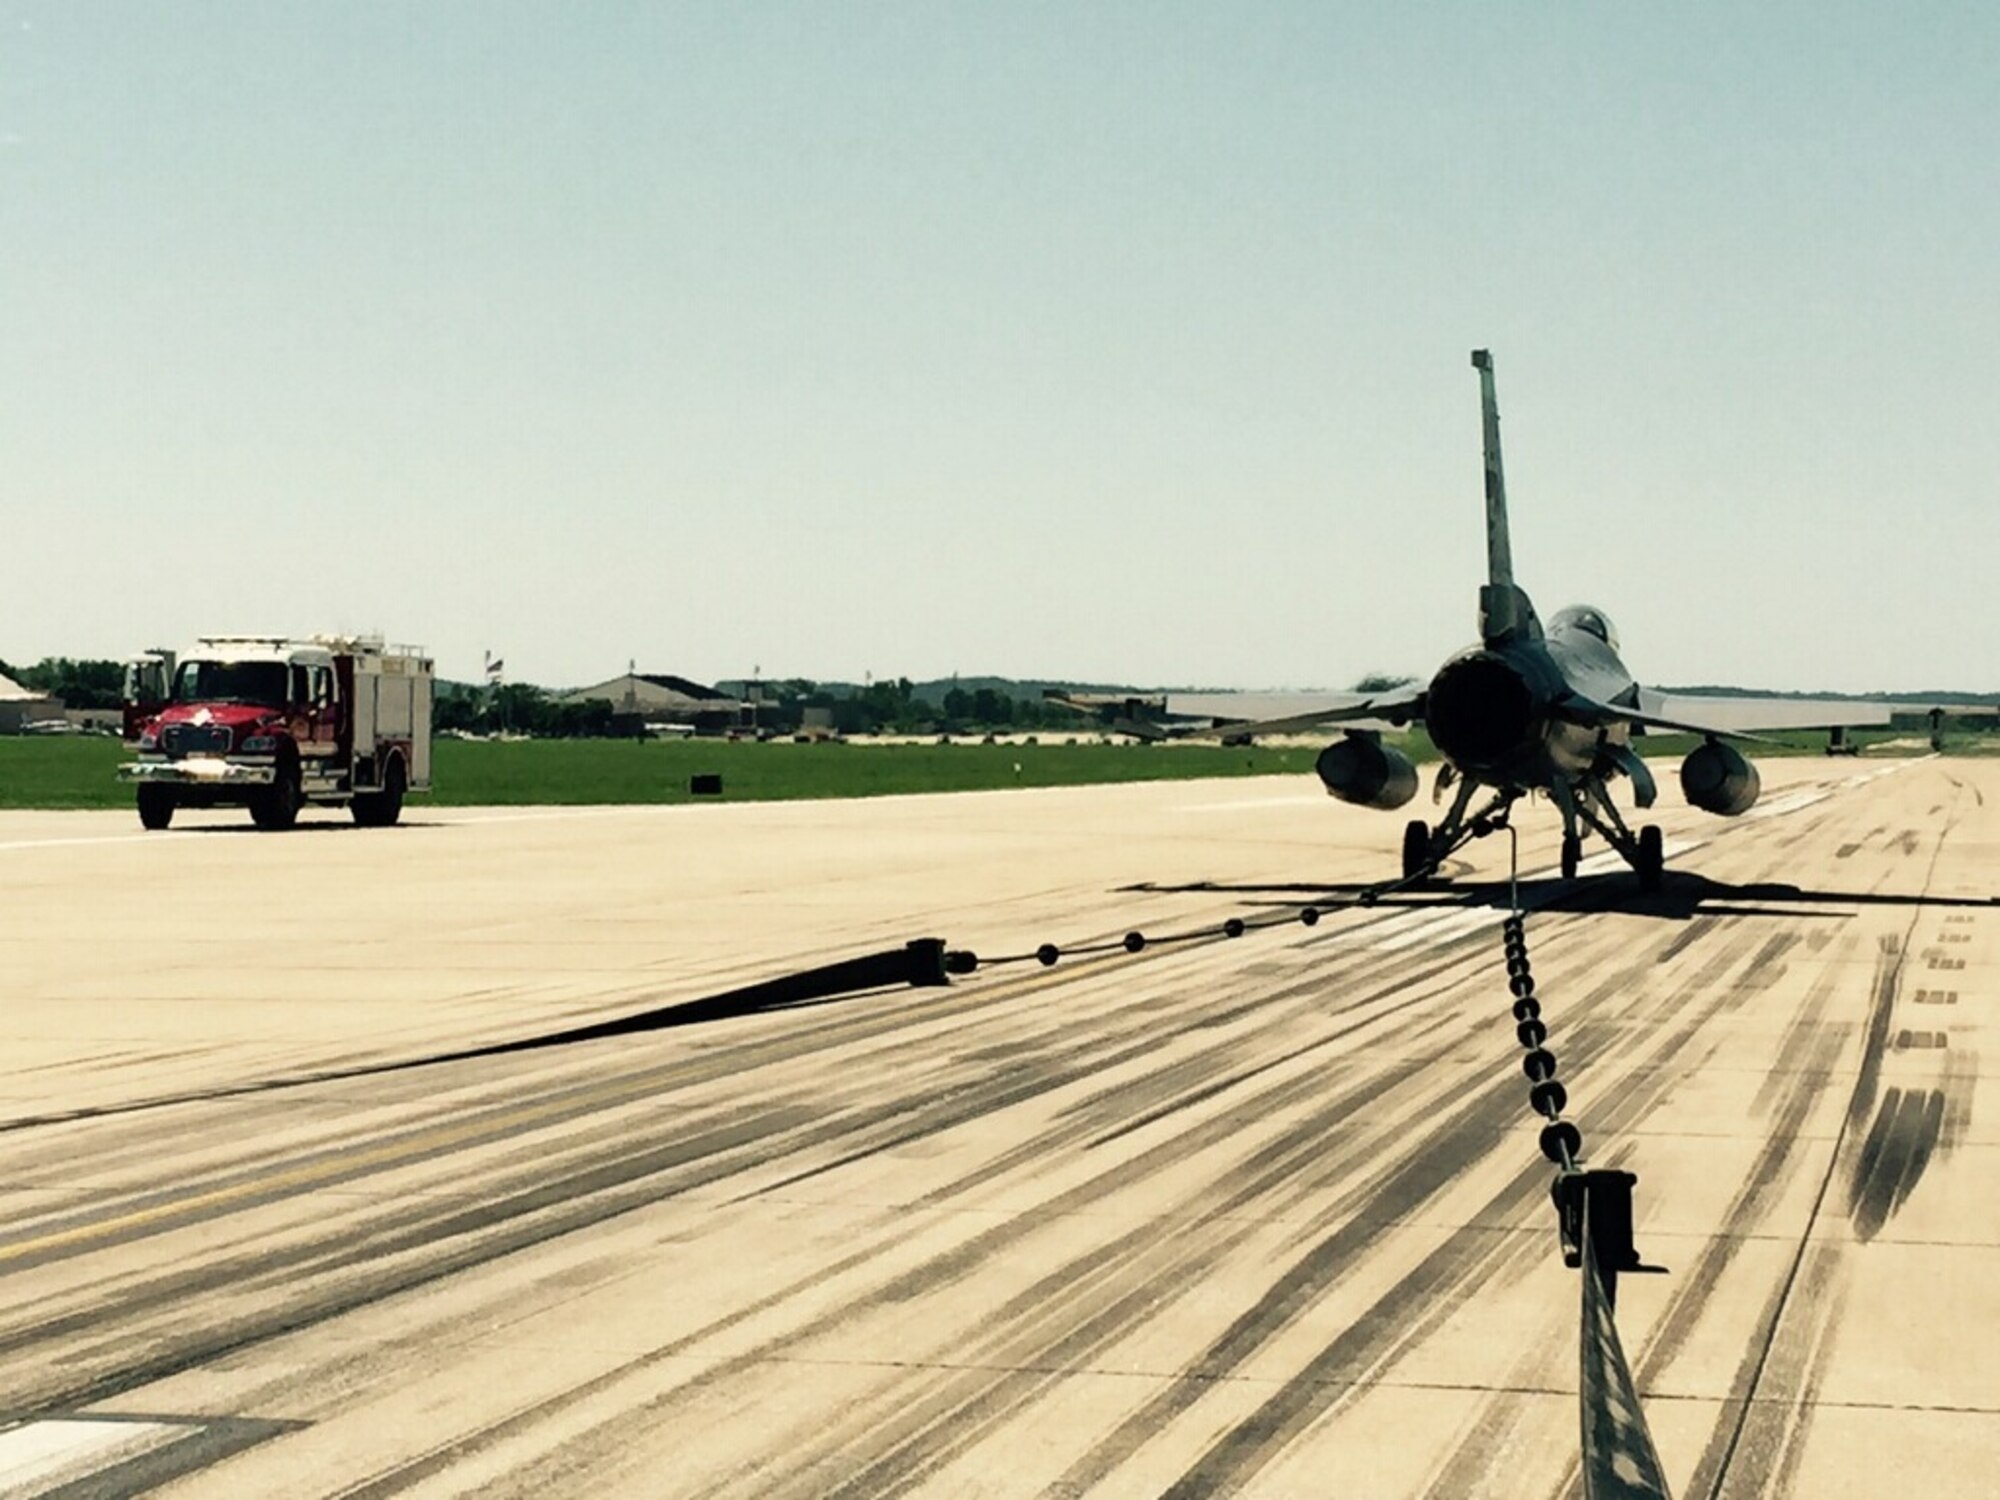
[1633,689,1893,735]
[1046,689,1423,741]
[1553,688,1890,743]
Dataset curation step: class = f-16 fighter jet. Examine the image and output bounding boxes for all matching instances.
[1053,352,1887,890]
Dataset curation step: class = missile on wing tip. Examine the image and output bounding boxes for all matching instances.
[1471,349,1492,370]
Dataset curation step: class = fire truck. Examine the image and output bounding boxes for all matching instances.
[119,635,433,830]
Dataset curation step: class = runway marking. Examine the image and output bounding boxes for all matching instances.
[1745,790,1831,821]
[1367,906,1497,952]
[0,831,195,852]
[0,1417,193,1491]
[1178,794,1336,813]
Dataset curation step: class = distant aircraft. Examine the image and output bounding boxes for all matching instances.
[1054,351,1888,889]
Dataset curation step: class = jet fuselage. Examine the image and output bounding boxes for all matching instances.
[1425,607,1636,790]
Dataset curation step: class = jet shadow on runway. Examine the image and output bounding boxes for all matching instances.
[1126,873,1995,923]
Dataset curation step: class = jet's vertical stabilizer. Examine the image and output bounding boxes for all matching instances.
[1471,349,1540,645]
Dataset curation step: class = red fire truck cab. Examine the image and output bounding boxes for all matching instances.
[120,635,433,830]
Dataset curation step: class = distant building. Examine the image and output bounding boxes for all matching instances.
[0,670,61,734]
[561,672,754,734]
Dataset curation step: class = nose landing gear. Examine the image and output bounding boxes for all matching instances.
[1554,776,1664,890]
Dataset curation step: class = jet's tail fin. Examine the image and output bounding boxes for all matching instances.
[1471,349,1539,644]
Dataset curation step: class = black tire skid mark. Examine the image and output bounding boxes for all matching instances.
[553,961,1561,1494]
[0,899,1391,1427]
[1657,915,1718,965]
[368,915,1607,1493]
[7,949,1228,1401]
[883,921,1745,1498]
[94,904,1720,1496]
[1707,1243,1847,1500]
[1676,932,1907,1498]
[0,892,1768,1496]
[1846,1085,1946,1243]
[332,1022,1499,1498]
[1,918,1266,1293]
[587,1082,1553,1500]
[70,916,1488,1496]
[728,944,1434,1207]
[745,928,1501,1207]
[1744,931,1855,1119]
[4,870,1221,1147]
[836,924,1776,1500]
[0,963,1271,1416]
[1690,785,1960,1500]
[1051,939,1500,1155]
[714,920,1734,1495]
[1526,935,1857,1500]
[1141,921,1805,1500]
[0,1101,830,1413]
[1429,930,1850,1498]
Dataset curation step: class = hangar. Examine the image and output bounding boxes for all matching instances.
[0,669,61,734]
[561,671,755,735]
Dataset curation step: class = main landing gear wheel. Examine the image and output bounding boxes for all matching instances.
[136,785,175,831]
[1402,819,1430,881]
[1636,823,1664,893]
[1560,833,1582,881]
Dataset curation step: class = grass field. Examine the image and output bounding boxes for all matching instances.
[0,727,1938,813]
[0,736,1328,812]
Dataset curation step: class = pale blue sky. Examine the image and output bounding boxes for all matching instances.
[4,3,1995,691]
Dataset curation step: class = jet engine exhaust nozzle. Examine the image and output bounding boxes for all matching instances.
[1426,652,1538,774]
[1680,741,1760,816]
[1315,734,1418,811]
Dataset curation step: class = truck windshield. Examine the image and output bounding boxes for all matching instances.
[173,660,289,707]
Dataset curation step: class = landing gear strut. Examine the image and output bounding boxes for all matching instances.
[1401,777,1518,884]
[1554,775,1665,890]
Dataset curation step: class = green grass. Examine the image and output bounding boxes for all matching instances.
[0,736,130,809]
[0,725,1949,813]
[435,739,1330,804]
[0,736,1325,811]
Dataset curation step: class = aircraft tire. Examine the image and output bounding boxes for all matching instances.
[1402,819,1430,880]
[137,785,175,831]
[1637,824,1664,892]
[1560,833,1581,881]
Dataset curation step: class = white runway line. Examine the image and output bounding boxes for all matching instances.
[0,831,187,853]
[0,1418,193,1494]
[1745,789,1831,821]
[1178,794,1334,813]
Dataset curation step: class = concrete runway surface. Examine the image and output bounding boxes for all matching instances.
[0,756,1993,1498]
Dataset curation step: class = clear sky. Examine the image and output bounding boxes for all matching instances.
[4,3,1995,692]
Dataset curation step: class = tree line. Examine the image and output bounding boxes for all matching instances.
[437,677,1088,738]
[0,658,1087,736]
[0,658,124,709]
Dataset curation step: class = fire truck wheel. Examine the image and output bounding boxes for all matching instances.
[137,785,175,831]
[352,755,406,828]
[252,761,302,831]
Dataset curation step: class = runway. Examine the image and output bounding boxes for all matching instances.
[0,756,1993,1498]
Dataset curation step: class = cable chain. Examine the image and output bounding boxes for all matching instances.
[1503,911,1584,1170]
[950,861,1445,975]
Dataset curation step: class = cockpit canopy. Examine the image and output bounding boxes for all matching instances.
[1547,605,1620,653]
